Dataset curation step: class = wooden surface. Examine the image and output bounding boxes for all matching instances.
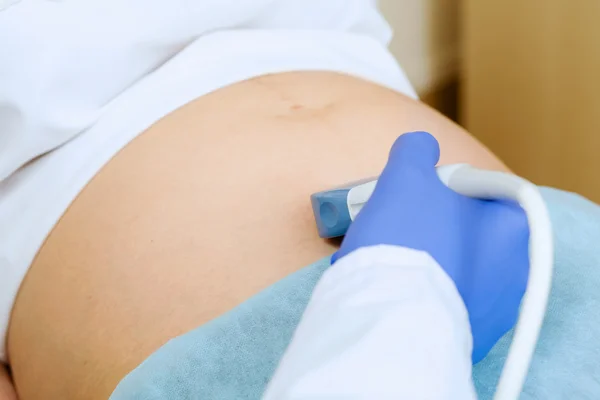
[462,0,600,201]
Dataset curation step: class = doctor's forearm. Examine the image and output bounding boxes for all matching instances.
[264,245,477,399]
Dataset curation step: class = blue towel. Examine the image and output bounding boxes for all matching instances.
[110,187,600,399]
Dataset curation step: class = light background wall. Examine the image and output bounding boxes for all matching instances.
[379,0,460,96]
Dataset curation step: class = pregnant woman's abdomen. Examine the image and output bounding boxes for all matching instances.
[7,72,507,399]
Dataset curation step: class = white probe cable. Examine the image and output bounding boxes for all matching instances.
[439,164,554,400]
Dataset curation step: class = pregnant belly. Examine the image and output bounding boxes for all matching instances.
[7,72,507,399]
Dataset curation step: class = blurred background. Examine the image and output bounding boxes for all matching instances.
[380,0,600,202]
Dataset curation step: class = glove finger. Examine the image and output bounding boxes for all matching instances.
[330,251,340,264]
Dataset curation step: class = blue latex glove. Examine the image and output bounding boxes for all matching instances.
[332,131,530,363]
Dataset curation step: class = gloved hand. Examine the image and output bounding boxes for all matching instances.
[332,131,530,363]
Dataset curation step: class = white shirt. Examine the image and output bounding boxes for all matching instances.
[0,0,416,362]
[264,245,477,399]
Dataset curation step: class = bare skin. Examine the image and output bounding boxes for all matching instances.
[6,71,508,399]
[0,365,16,400]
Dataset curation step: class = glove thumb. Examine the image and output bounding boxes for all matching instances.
[375,131,441,193]
[384,131,440,172]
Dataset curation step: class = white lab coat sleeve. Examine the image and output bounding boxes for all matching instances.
[263,244,477,400]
